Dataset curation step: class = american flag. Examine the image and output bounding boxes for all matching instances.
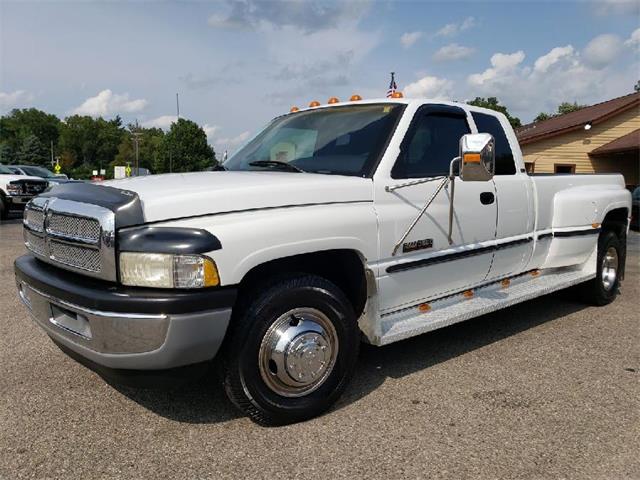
[386,72,397,98]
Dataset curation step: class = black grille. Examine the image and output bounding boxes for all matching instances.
[10,180,48,195]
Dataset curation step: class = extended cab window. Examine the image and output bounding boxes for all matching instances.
[225,104,404,177]
[392,112,470,179]
[471,112,516,175]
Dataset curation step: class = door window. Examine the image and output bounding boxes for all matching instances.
[471,112,516,175]
[392,112,470,179]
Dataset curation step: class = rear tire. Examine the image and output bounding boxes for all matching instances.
[578,230,621,306]
[220,274,360,426]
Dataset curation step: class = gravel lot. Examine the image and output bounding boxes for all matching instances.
[0,215,638,480]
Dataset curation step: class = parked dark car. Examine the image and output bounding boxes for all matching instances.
[9,165,82,185]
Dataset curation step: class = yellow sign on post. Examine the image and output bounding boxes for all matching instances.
[125,165,132,177]
[54,163,61,174]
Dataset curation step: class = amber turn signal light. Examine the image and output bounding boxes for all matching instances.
[418,303,431,312]
[463,153,481,164]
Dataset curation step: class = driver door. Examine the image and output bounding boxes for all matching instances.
[374,105,497,313]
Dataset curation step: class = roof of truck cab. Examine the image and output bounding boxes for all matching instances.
[287,98,501,115]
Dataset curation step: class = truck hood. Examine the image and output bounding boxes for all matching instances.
[104,171,373,223]
[1,174,46,184]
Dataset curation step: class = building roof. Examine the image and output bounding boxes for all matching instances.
[589,128,640,156]
[516,91,640,145]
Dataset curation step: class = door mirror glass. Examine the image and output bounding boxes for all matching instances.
[459,133,495,181]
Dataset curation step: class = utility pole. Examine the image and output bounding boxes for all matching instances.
[132,132,143,177]
[176,93,180,119]
[50,141,55,167]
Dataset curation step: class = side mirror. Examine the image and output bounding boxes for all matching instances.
[459,133,495,182]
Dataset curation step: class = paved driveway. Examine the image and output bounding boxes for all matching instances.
[1,217,638,479]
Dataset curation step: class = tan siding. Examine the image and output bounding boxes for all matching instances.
[520,106,640,185]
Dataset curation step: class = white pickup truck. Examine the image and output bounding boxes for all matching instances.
[15,98,631,425]
[0,164,49,220]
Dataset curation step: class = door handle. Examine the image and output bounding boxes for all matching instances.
[480,192,495,205]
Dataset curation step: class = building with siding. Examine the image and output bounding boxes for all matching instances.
[516,92,639,189]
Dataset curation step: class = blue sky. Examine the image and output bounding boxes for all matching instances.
[1,0,638,154]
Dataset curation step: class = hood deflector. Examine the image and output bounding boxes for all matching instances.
[39,183,144,229]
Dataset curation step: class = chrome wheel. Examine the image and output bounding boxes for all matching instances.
[601,246,618,291]
[258,307,339,397]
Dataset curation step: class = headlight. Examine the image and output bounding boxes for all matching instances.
[119,252,220,288]
[7,184,22,195]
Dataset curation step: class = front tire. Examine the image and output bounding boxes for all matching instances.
[221,274,360,426]
[579,230,622,306]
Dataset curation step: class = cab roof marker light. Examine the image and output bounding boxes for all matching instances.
[391,91,404,98]
[309,100,321,107]
[350,94,362,101]
[290,106,300,113]
[327,97,340,104]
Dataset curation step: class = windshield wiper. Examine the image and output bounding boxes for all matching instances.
[248,160,305,173]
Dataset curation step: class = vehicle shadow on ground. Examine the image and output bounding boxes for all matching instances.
[112,289,588,425]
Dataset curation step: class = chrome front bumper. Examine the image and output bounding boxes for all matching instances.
[15,255,235,371]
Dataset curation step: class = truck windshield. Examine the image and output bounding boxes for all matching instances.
[224,103,404,177]
[0,164,12,174]
[19,166,56,178]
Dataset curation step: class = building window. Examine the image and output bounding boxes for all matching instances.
[524,162,535,174]
[554,164,576,174]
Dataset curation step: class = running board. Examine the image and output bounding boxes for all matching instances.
[375,266,595,346]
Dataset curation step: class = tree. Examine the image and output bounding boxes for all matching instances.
[158,118,216,173]
[556,102,586,115]
[532,101,588,123]
[467,97,521,128]
[534,112,551,123]
[58,115,125,172]
[17,134,47,164]
[0,108,61,165]
[112,124,165,176]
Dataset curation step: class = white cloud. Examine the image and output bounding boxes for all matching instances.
[208,1,378,99]
[202,124,220,142]
[207,0,371,33]
[214,131,251,153]
[582,34,623,69]
[404,75,453,99]
[142,115,176,130]
[625,27,640,49]
[594,0,640,16]
[261,23,379,97]
[435,16,476,37]
[433,43,474,62]
[0,90,35,110]
[533,45,574,73]
[400,31,422,48]
[468,51,525,86]
[466,36,636,122]
[73,89,148,117]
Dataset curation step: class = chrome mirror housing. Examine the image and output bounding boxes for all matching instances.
[459,133,495,182]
